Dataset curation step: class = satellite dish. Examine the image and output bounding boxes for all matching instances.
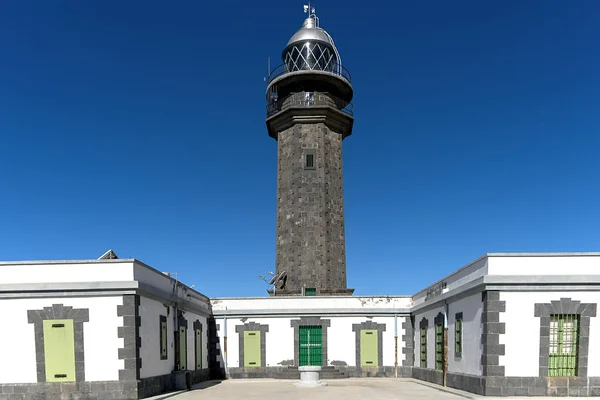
[269,271,287,287]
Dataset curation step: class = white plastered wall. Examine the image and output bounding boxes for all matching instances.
[500,291,600,377]
[139,296,174,379]
[216,315,405,368]
[0,297,124,383]
[413,305,445,369]
[447,292,483,375]
[183,310,208,371]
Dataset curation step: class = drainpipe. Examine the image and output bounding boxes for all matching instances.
[223,316,228,376]
[394,313,398,378]
[443,300,449,387]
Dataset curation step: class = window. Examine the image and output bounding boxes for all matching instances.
[160,315,168,360]
[549,314,579,376]
[305,154,314,169]
[455,313,463,358]
[195,327,202,370]
[420,327,427,368]
[435,323,444,370]
[304,287,316,296]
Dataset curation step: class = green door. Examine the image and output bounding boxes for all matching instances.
[195,328,202,370]
[244,331,261,367]
[179,326,187,370]
[360,329,378,366]
[299,326,322,366]
[43,319,76,382]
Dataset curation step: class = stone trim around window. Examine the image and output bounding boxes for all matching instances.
[290,317,331,367]
[401,316,414,367]
[27,304,90,383]
[235,322,269,368]
[352,320,386,368]
[534,297,597,378]
[116,295,141,381]
[481,291,506,378]
[454,312,463,359]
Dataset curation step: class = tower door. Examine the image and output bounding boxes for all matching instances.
[43,319,76,382]
[360,329,378,367]
[299,325,322,366]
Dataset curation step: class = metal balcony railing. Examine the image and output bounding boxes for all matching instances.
[267,63,351,85]
[266,92,353,118]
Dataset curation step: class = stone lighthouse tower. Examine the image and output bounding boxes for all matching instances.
[266,6,354,296]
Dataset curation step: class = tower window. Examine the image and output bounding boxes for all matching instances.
[305,154,314,169]
[304,288,316,296]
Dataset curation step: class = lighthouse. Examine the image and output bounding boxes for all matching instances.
[266,6,354,296]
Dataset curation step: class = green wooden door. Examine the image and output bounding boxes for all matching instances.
[299,326,322,366]
[179,326,187,370]
[244,331,261,367]
[195,328,202,370]
[43,319,76,382]
[360,329,378,366]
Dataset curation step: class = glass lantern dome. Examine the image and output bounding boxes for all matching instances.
[282,16,339,73]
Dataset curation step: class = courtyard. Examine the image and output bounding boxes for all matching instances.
[148,379,476,400]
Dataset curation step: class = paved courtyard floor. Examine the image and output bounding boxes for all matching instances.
[147,378,597,400]
[149,378,473,400]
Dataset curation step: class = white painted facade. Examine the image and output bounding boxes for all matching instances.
[447,292,482,375]
[500,291,600,377]
[0,296,124,383]
[215,314,404,368]
[0,257,211,386]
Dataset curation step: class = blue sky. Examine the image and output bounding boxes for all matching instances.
[1,1,599,298]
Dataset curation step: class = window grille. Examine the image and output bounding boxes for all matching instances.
[549,314,579,376]
[455,317,462,356]
[420,327,427,368]
[435,323,444,370]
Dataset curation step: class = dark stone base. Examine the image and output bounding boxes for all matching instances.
[446,372,485,395]
[336,366,412,378]
[227,367,293,379]
[412,367,443,386]
[414,372,600,397]
[0,381,138,400]
[483,376,600,397]
[138,369,211,399]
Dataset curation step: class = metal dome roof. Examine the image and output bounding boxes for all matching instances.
[286,17,335,47]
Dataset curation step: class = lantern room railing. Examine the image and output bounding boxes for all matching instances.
[266,91,353,118]
[267,62,351,85]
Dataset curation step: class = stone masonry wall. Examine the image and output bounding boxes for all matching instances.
[275,122,348,295]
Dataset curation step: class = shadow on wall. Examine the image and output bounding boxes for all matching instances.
[208,317,227,379]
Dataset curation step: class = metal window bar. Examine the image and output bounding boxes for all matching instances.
[420,328,427,368]
[455,318,462,354]
[435,324,443,370]
[549,314,579,377]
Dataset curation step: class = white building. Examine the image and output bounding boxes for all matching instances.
[211,253,600,397]
[1,252,599,398]
[0,252,213,400]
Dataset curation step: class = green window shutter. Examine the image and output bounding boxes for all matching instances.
[179,326,187,370]
[455,318,462,355]
[420,327,427,368]
[43,319,76,382]
[304,288,316,296]
[299,326,322,366]
[549,314,579,376]
[160,320,168,359]
[435,324,444,370]
[244,331,261,367]
[195,329,202,370]
[360,329,378,367]
[305,154,314,168]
